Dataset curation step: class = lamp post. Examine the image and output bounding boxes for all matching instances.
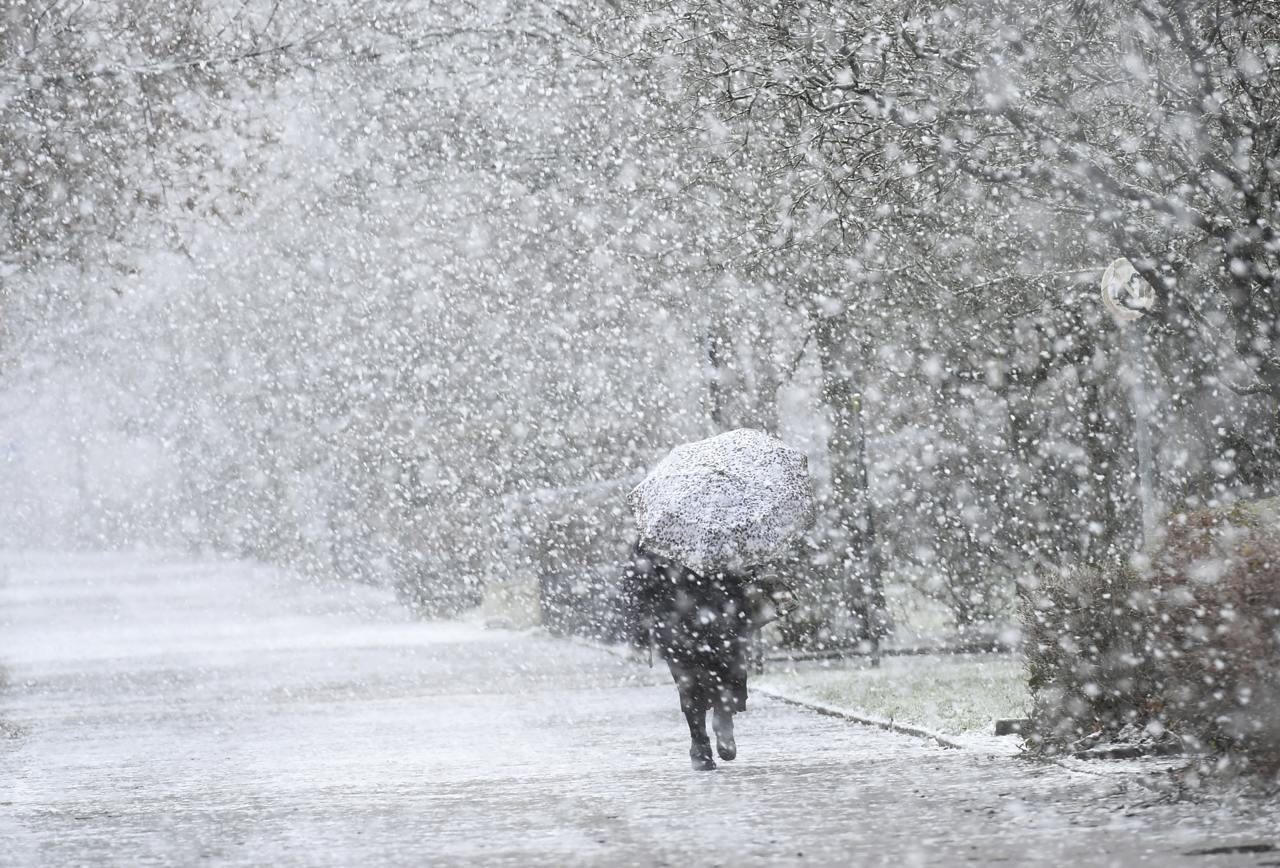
[1100,257,1157,548]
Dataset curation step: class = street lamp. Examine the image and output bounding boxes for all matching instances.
[1100,257,1157,548]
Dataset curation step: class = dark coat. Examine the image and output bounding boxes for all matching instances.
[622,544,762,714]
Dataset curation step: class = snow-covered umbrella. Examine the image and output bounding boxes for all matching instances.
[626,428,816,576]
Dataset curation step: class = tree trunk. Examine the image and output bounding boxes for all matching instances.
[703,318,780,433]
[704,320,733,431]
[812,314,889,656]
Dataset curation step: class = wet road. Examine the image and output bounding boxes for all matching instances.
[1,553,1276,866]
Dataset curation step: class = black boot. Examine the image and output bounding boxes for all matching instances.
[690,737,717,771]
[712,709,736,761]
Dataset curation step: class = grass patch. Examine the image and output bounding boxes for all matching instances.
[759,654,1029,737]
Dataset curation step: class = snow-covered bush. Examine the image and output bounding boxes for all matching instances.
[1151,501,1280,770]
[1023,563,1159,746]
[1025,499,1280,773]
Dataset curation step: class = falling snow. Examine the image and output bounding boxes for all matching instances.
[1,1,1278,864]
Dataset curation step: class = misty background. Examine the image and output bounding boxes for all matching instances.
[3,0,1277,646]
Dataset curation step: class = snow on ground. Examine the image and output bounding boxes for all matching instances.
[2,552,1278,867]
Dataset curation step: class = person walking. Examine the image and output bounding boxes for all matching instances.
[623,544,768,771]
[623,429,815,770]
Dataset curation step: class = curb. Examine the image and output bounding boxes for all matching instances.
[565,634,642,662]
[754,687,969,750]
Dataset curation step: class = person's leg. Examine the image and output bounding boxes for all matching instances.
[684,695,715,770]
[712,685,737,761]
[668,660,715,770]
[711,627,752,761]
[728,627,752,712]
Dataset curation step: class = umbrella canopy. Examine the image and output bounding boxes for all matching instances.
[626,428,816,575]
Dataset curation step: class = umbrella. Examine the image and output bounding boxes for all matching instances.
[626,428,816,575]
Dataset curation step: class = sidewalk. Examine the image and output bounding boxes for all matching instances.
[1,552,1276,866]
